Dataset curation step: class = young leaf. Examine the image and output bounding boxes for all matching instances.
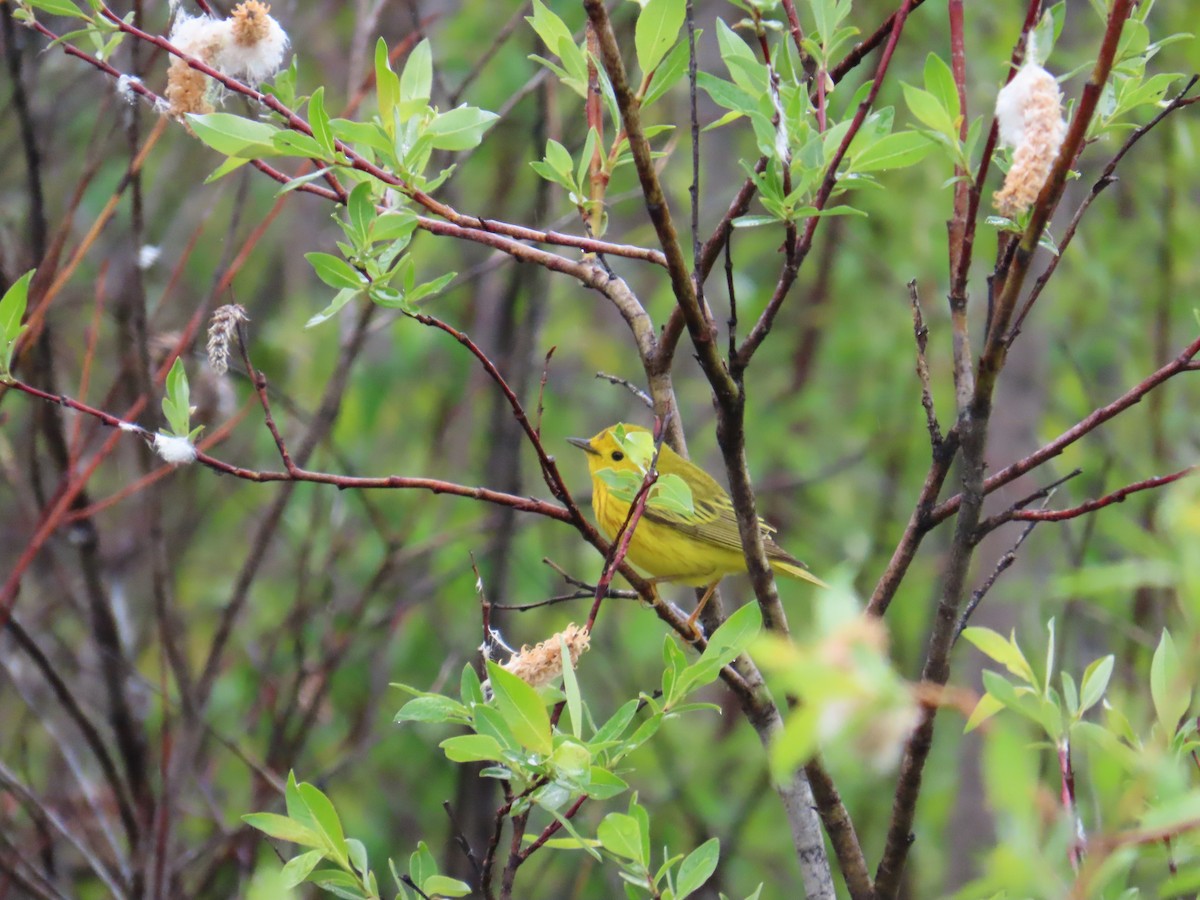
[964,692,1005,733]
[486,662,553,756]
[394,695,471,724]
[375,38,400,130]
[308,86,334,157]
[560,634,583,740]
[296,781,349,863]
[0,270,34,374]
[242,812,324,849]
[399,39,432,107]
[280,849,326,888]
[597,813,646,864]
[923,53,960,122]
[306,253,366,290]
[850,132,934,173]
[961,627,1036,685]
[675,837,720,899]
[421,875,472,898]
[635,0,685,77]
[1079,654,1115,715]
[439,734,504,763]
[1151,629,1190,735]
[187,113,281,159]
[424,106,499,152]
[161,358,192,437]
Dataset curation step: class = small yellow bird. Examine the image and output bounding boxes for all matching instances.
[568,423,825,624]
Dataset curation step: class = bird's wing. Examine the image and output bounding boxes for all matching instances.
[644,490,785,556]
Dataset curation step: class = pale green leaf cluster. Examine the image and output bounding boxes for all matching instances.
[186,38,486,325]
[13,0,128,62]
[245,773,471,899]
[385,608,762,896]
[755,588,917,778]
[160,357,204,442]
[525,0,690,233]
[697,18,933,229]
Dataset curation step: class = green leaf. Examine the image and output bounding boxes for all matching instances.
[630,798,651,865]
[375,38,400,131]
[696,71,758,117]
[850,131,934,173]
[699,601,761,669]
[296,781,348,862]
[543,139,574,180]
[961,627,1036,685]
[597,813,645,864]
[306,288,362,328]
[394,695,471,724]
[439,734,504,763]
[29,0,84,17]
[308,86,334,157]
[204,156,253,184]
[560,635,583,740]
[309,868,368,899]
[425,106,499,152]
[187,113,281,159]
[643,30,694,108]
[161,357,192,437]
[585,767,629,800]
[676,838,719,898]
[400,39,432,107]
[635,0,684,77]
[285,771,318,835]
[526,1,576,65]
[409,842,437,891]
[922,53,959,122]
[473,704,520,752]
[370,210,419,244]
[1079,655,1115,715]
[346,839,369,878]
[901,83,957,138]
[964,692,1005,733]
[593,698,641,746]
[280,849,326,888]
[403,271,456,307]
[306,252,366,290]
[242,812,323,849]
[421,875,472,898]
[487,662,553,755]
[460,663,485,707]
[1151,629,1190,735]
[346,182,375,246]
[0,269,34,373]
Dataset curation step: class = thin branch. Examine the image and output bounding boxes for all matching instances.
[1003,466,1196,524]
[594,371,654,409]
[735,0,914,367]
[932,333,1200,527]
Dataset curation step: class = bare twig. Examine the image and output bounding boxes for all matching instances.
[594,371,654,409]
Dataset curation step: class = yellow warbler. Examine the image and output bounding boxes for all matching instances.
[568,424,825,621]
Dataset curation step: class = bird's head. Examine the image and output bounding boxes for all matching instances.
[567,423,649,478]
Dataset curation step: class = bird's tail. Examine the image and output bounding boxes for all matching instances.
[772,559,830,589]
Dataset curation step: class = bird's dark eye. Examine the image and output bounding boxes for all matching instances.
[611,451,625,461]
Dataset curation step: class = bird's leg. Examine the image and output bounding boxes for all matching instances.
[684,581,720,639]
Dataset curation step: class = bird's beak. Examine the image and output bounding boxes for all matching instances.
[566,436,599,455]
